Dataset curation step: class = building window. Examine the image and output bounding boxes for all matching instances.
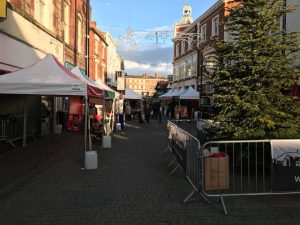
[77,14,82,53]
[188,36,193,50]
[181,41,185,55]
[34,0,53,31]
[24,0,32,14]
[197,22,200,45]
[212,15,219,36]
[64,0,70,44]
[175,43,180,57]
[201,24,207,42]
[95,36,99,55]
[95,63,98,80]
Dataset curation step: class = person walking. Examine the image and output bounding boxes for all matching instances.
[125,102,132,121]
[144,103,152,124]
[138,100,144,124]
[158,101,162,124]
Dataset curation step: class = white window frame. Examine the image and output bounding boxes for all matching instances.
[212,15,219,36]
[181,40,185,55]
[77,14,82,53]
[175,43,180,58]
[64,0,70,44]
[95,35,99,55]
[188,36,193,50]
[201,24,207,43]
[34,0,53,30]
[197,22,200,46]
[95,62,99,80]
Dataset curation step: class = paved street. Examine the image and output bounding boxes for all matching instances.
[0,118,300,225]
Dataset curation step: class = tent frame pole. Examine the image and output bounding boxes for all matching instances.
[22,96,27,147]
[84,97,88,153]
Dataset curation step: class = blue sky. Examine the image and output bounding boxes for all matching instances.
[90,0,218,76]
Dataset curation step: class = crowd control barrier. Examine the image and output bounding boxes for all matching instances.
[202,139,300,214]
[0,115,24,147]
[166,120,205,203]
[166,121,300,215]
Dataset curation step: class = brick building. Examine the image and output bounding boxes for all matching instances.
[125,74,168,97]
[89,21,108,82]
[62,0,88,72]
[0,0,88,73]
[173,1,236,117]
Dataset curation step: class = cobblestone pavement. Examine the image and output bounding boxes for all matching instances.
[0,117,300,225]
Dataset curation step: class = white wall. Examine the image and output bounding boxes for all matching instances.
[0,8,63,71]
[105,32,123,85]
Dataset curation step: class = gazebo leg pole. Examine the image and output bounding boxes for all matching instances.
[22,96,27,147]
[84,97,88,153]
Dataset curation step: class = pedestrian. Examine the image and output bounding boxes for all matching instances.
[158,101,162,124]
[137,100,144,124]
[144,103,151,124]
[125,102,132,121]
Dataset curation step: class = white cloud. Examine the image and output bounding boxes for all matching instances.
[114,25,174,76]
[124,60,172,76]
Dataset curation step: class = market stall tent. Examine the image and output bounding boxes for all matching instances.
[95,78,120,99]
[124,87,142,99]
[159,89,173,98]
[180,86,200,99]
[0,54,87,96]
[0,54,95,155]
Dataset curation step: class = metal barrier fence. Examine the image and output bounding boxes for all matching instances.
[166,120,300,215]
[166,120,204,203]
[0,115,24,147]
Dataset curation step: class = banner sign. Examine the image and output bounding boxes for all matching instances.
[271,139,300,192]
[0,0,7,20]
[168,122,187,171]
[117,77,125,91]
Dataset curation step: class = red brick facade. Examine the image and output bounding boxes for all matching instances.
[89,21,108,82]
[125,74,168,97]
[64,0,88,71]
[8,0,88,71]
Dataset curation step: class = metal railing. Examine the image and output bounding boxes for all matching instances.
[165,120,300,215]
[166,120,203,203]
[0,115,24,147]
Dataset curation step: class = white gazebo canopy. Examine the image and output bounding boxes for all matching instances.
[0,54,87,96]
[124,87,142,99]
[180,86,200,99]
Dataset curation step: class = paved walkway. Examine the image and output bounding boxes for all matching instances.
[0,118,300,225]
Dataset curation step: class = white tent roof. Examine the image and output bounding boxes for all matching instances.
[176,87,188,96]
[170,88,182,97]
[71,66,99,88]
[180,86,200,99]
[124,87,142,99]
[71,67,119,99]
[160,88,176,98]
[159,89,173,98]
[95,79,120,99]
[0,54,87,96]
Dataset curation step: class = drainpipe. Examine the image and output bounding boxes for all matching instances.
[74,0,77,65]
[85,0,90,76]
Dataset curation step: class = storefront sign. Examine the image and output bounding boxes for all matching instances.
[271,139,300,192]
[0,0,7,21]
[117,77,125,91]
